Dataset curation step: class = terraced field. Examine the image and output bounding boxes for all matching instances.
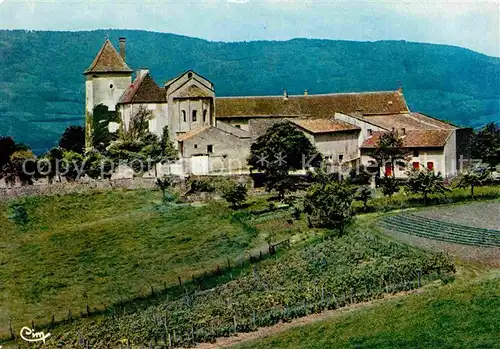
[380,212,500,248]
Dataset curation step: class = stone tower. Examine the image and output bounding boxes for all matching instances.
[83,38,133,149]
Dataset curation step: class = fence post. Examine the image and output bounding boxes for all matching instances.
[87,304,90,317]
[350,288,354,304]
[178,276,182,286]
[233,315,237,333]
[321,287,325,309]
[417,269,422,288]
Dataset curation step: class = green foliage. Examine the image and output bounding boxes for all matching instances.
[155,175,174,201]
[60,150,85,181]
[355,186,372,212]
[249,121,321,198]
[372,130,411,177]
[468,122,500,167]
[234,277,499,349]
[0,137,38,185]
[90,104,118,151]
[83,150,115,180]
[160,125,177,161]
[347,165,372,185]
[7,204,29,225]
[222,182,248,209]
[455,167,491,198]
[405,168,450,202]
[304,179,355,234]
[58,125,85,154]
[38,147,64,183]
[378,175,401,197]
[36,227,454,347]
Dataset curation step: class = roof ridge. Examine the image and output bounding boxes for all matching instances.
[217,90,400,99]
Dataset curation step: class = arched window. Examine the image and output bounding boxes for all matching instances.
[203,109,207,123]
[182,110,186,122]
[192,110,197,122]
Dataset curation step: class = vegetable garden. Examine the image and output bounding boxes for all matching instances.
[39,229,454,348]
[380,212,500,247]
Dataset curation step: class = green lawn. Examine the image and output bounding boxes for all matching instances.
[0,189,301,334]
[236,270,500,349]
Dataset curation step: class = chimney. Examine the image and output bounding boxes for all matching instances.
[119,37,126,61]
[304,89,308,96]
[283,89,288,100]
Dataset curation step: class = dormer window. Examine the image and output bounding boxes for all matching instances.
[182,110,186,122]
[192,110,197,122]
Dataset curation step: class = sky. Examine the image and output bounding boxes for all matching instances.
[1,0,499,57]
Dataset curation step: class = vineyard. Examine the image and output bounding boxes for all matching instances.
[37,228,454,348]
[379,212,500,247]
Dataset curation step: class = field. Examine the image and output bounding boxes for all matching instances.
[0,189,304,334]
[1,188,499,348]
[234,269,500,349]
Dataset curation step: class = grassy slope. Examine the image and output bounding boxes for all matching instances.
[236,269,500,349]
[0,189,301,333]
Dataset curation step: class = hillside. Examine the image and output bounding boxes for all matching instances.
[1,29,499,152]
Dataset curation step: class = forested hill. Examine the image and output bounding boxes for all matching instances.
[1,29,499,152]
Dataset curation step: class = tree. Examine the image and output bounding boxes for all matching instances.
[39,147,64,183]
[90,104,119,151]
[347,164,372,185]
[468,122,500,168]
[59,125,85,154]
[248,121,322,199]
[303,179,355,234]
[59,151,85,182]
[84,150,115,180]
[355,186,372,212]
[120,105,154,142]
[372,130,410,178]
[156,175,175,202]
[378,175,401,197]
[160,126,178,161]
[221,182,248,209]
[405,168,450,203]
[455,167,490,199]
[0,137,37,186]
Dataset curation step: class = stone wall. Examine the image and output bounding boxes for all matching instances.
[0,178,157,202]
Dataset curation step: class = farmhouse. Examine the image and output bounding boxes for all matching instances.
[83,38,467,177]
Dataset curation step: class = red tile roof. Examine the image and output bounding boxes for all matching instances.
[291,119,360,134]
[83,39,133,75]
[360,130,453,149]
[215,90,409,118]
[118,72,166,104]
[176,126,211,141]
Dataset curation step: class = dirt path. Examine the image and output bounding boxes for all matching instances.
[185,288,425,349]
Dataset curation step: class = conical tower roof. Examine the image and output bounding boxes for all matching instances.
[83,39,133,75]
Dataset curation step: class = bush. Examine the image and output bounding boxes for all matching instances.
[8,204,29,225]
[221,182,248,209]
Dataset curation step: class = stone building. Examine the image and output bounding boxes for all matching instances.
[83,38,468,177]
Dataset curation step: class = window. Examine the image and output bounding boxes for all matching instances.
[385,163,392,177]
[182,110,186,122]
[412,162,420,169]
[194,144,198,149]
[203,109,207,122]
[207,145,213,153]
[338,154,344,162]
[413,149,419,157]
[427,162,434,171]
[235,125,241,129]
[187,72,193,78]
[192,110,197,122]
[109,84,114,89]
[367,128,373,136]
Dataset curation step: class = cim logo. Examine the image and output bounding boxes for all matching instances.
[20,327,51,344]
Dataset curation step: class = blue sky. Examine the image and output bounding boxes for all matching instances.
[1,0,499,57]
